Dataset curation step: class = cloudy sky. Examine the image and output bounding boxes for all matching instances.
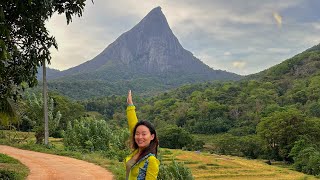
[46,0,320,75]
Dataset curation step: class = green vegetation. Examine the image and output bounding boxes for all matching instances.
[36,44,320,176]
[158,125,204,150]
[2,131,315,180]
[0,0,91,111]
[158,160,194,180]
[21,92,61,143]
[1,0,320,178]
[64,117,130,162]
[1,44,320,178]
[0,153,29,180]
[160,149,317,180]
[41,70,240,100]
[121,44,320,176]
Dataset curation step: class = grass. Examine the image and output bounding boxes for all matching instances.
[1,130,319,180]
[0,153,29,180]
[160,149,318,180]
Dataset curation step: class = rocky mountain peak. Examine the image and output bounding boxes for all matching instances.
[134,6,172,36]
[97,6,185,72]
[43,7,241,98]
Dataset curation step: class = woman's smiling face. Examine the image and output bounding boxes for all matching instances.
[135,125,154,149]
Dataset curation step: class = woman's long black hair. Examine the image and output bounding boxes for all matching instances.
[132,120,159,162]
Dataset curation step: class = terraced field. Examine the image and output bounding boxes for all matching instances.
[161,149,317,180]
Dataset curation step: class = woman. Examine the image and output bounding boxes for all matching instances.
[125,90,160,180]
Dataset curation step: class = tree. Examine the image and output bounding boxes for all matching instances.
[22,93,61,144]
[257,108,307,161]
[64,117,113,151]
[0,98,18,126]
[0,0,92,122]
[49,92,85,133]
[158,126,194,149]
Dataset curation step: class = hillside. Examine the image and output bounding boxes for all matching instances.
[36,67,61,80]
[248,43,320,81]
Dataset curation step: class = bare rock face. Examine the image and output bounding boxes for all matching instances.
[99,7,190,73]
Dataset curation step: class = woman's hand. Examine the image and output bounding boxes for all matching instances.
[127,90,133,105]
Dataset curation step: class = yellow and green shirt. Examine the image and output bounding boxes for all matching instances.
[125,105,160,180]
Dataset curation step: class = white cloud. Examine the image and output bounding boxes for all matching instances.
[224,52,232,56]
[232,61,247,69]
[267,48,291,53]
[313,23,320,30]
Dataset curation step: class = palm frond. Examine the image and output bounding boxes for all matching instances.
[0,98,18,126]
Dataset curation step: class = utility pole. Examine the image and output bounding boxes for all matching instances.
[43,61,49,145]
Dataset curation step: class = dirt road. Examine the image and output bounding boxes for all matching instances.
[0,145,114,180]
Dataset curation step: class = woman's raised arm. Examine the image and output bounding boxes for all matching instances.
[126,90,138,135]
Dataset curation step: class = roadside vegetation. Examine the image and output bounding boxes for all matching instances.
[1,46,320,179]
[0,130,317,180]
[0,152,29,180]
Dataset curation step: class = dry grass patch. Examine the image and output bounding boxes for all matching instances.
[163,149,317,180]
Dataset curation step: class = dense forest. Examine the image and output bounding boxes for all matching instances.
[2,44,320,177]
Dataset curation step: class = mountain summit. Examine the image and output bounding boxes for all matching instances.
[45,7,241,99]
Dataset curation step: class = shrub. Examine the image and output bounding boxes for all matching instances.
[63,117,112,151]
[158,126,194,149]
[64,117,131,161]
[293,147,320,175]
[0,170,22,180]
[158,160,194,180]
[0,154,28,180]
[190,118,231,134]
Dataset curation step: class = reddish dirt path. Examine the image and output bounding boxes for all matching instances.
[0,145,114,180]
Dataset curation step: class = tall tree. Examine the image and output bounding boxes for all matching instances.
[21,93,61,144]
[257,108,307,161]
[0,0,92,124]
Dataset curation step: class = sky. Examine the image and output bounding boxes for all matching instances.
[46,0,320,75]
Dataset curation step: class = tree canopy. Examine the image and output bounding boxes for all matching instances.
[0,0,91,102]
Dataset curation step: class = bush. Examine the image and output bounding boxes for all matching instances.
[293,147,320,175]
[209,134,262,158]
[0,170,22,180]
[190,118,231,134]
[104,148,130,162]
[212,133,241,155]
[238,135,263,159]
[158,126,194,149]
[290,139,320,176]
[158,160,194,180]
[0,154,28,180]
[187,140,205,151]
[64,117,131,161]
[64,117,113,151]
[105,127,130,161]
